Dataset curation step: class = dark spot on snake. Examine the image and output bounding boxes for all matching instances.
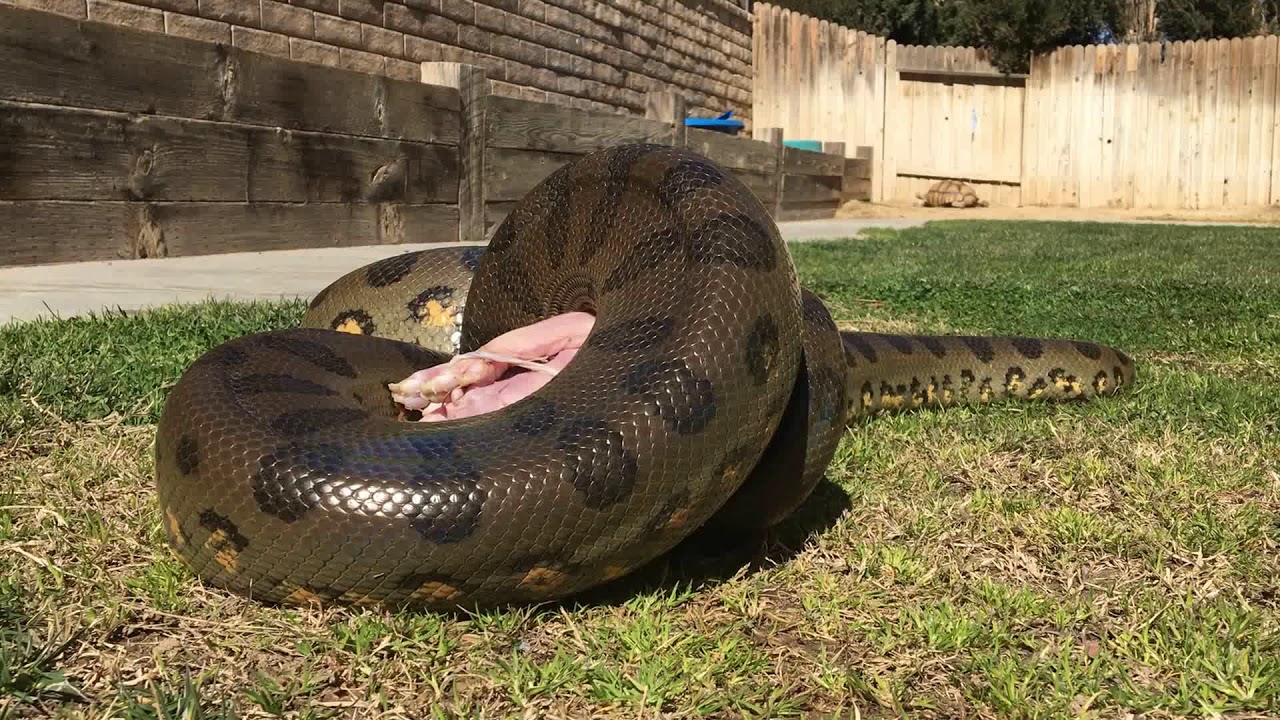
[604,226,686,292]
[583,145,650,265]
[256,333,358,378]
[843,334,878,363]
[197,509,249,552]
[883,334,914,354]
[687,212,777,271]
[800,291,838,333]
[555,417,637,510]
[1004,366,1026,392]
[860,380,874,402]
[715,442,760,488]
[211,345,247,367]
[494,257,543,318]
[253,444,334,522]
[1116,349,1133,366]
[460,246,485,272]
[487,221,517,257]
[1113,366,1125,384]
[745,313,781,385]
[399,432,460,460]
[270,407,369,437]
[656,156,729,208]
[624,359,717,435]
[1073,341,1103,360]
[589,315,675,353]
[962,337,996,364]
[408,478,485,544]
[1012,338,1044,359]
[511,398,559,435]
[234,373,339,397]
[1031,378,1049,395]
[330,309,376,335]
[919,336,948,358]
[643,491,693,534]
[364,252,418,288]
[175,435,199,475]
[406,286,456,323]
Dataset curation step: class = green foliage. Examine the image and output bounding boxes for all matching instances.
[770,0,1130,72]
[1155,0,1280,39]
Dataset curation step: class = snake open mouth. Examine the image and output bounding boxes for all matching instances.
[388,311,597,422]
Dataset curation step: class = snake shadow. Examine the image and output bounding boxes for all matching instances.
[547,474,854,612]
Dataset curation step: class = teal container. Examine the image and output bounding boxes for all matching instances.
[783,140,823,152]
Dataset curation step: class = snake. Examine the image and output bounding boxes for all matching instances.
[153,143,1136,610]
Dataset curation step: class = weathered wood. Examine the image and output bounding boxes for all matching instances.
[822,141,846,156]
[761,127,785,219]
[485,147,576,203]
[0,101,460,203]
[781,173,842,203]
[489,95,671,152]
[686,127,778,173]
[0,201,460,267]
[0,4,462,144]
[0,4,225,120]
[231,49,462,144]
[897,68,1028,85]
[422,62,488,243]
[782,145,844,176]
[644,90,688,146]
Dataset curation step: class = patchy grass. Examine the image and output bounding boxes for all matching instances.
[2,220,1278,718]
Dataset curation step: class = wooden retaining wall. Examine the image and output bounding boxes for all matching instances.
[0,0,753,126]
[0,4,868,269]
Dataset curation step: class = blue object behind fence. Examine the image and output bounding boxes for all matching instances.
[684,110,744,135]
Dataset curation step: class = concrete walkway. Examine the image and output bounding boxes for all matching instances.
[0,218,922,326]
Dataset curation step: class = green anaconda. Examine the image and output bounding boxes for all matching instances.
[154,143,1135,609]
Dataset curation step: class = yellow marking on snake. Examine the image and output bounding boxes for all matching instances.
[335,318,365,334]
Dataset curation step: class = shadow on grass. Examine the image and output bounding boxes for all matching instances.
[539,475,854,613]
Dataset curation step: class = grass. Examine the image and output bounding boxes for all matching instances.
[2,219,1278,718]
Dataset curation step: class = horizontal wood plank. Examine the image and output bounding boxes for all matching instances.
[0,4,461,143]
[897,166,1022,185]
[486,95,674,152]
[0,4,225,120]
[782,173,843,203]
[782,146,845,176]
[485,147,577,202]
[230,49,462,144]
[0,101,460,203]
[686,128,779,173]
[0,201,459,266]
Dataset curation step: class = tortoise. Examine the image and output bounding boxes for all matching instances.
[917,180,989,208]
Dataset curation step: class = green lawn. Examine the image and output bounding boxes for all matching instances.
[2,220,1278,719]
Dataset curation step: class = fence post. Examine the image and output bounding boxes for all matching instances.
[762,127,785,219]
[822,141,846,157]
[421,62,488,244]
[645,90,687,147]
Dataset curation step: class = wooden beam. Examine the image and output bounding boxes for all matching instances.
[422,62,488,243]
[761,127,785,219]
[0,201,460,267]
[897,68,1029,87]
[645,90,688,147]
[487,95,671,153]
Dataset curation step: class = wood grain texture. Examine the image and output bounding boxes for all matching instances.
[489,95,672,152]
[0,100,460,203]
[0,200,459,266]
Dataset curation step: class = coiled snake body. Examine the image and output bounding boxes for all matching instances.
[154,144,1135,609]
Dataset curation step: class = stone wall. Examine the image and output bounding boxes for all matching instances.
[0,0,753,125]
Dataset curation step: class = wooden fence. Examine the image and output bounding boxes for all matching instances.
[752,2,1280,210]
[0,4,869,269]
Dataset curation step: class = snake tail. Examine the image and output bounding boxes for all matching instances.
[841,332,1135,419]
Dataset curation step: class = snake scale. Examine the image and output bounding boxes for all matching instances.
[154,143,1135,610]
